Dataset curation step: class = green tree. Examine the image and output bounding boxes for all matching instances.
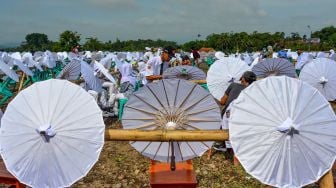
[83,37,103,51]
[59,30,81,51]
[23,33,50,51]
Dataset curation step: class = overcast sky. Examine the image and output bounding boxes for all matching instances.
[1,0,335,45]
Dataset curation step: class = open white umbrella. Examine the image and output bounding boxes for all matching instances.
[22,52,43,71]
[229,76,336,188]
[299,58,336,101]
[94,61,116,84]
[57,61,81,81]
[162,65,206,80]
[252,58,296,78]
[10,57,33,76]
[80,61,102,92]
[207,57,250,100]
[0,60,19,82]
[0,79,105,188]
[122,79,221,164]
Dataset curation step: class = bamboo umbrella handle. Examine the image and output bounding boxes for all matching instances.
[18,73,26,92]
[319,170,334,188]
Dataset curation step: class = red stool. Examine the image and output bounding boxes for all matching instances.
[0,161,25,188]
[149,160,197,188]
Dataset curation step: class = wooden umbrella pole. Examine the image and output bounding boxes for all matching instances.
[319,170,334,188]
[18,73,26,92]
[104,129,229,141]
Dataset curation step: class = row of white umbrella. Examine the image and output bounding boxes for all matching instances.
[206,56,336,102]
[0,75,335,187]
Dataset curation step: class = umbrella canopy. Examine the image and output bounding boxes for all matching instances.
[22,52,43,71]
[299,58,336,101]
[93,61,116,83]
[252,58,296,78]
[330,53,336,61]
[10,56,33,76]
[122,79,221,162]
[57,61,81,81]
[80,61,102,92]
[162,65,206,80]
[0,79,105,188]
[229,76,336,188]
[207,57,250,100]
[0,60,19,82]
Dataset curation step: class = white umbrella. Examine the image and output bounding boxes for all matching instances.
[41,51,56,68]
[207,57,250,100]
[0,79,105,188]
[93,61,116,84]
[162,65,206,80]
[57,61,81,81]
[0,60,19,82]
[299,58,336,101]
[229,76,336,188]
[10,58,33,76]
[22,52,43,71]
[122,79,221,163]
[80,61,102,92]
[252,58,296,78]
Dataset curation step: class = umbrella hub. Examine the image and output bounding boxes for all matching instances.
[156,107,188,130]
[276,117,299,136]
[319,76,328,86]
[266,70,279,76]
[36,124,56,143]
[227,75,235,83]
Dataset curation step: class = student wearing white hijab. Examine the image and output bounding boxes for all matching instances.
[143,47,153,61]
[120,61,136,98]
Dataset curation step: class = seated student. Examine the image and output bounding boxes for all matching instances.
[213,71,257,151]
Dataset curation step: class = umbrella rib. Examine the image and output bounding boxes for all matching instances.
[19,140,43,183]
[183,94,211,112]
[49,82,67,123]
[35,84,47,123]
[133,94,161,112]
[295,137,321,178]
[153,142,163,160]
[53,138,86,175]
[20,93,43,125]
[161,80,170,107]
[243,91,283,123]
[297,102,329,122]
[188,119,222,122]
[293,91,318,121]
[145,85,169,114]
[295,135,331,166]
[177,84,197,109]
[177,142,184,161]
[124,106,158,116]
[173,79,180,107]
[300,119,336,128]
[55,112,102,132]
[185,142,198,157]
[140,141,154,155]
[53,98,95,127]
[135,122,157,130]
[187,106,218,116]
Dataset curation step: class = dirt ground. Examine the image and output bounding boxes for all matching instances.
[72,118,326,188]
[73,101,336,187]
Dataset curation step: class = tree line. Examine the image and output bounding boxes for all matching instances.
[2,26,336,53]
